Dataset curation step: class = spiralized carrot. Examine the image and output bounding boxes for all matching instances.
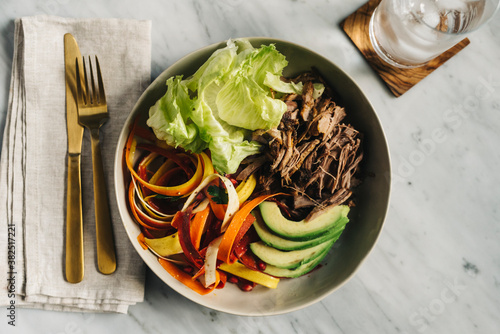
[124,123,208,197]
[128,182,167,231]
[190,206,211,250]
[125,121,282,295]
[217,194,277,264]
[158,258,219,295]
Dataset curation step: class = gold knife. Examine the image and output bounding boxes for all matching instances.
[64,33,85,283]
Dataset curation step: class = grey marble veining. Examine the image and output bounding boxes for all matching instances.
[1,0,500,333]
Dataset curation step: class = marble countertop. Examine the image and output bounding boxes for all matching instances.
[1,0,499,333]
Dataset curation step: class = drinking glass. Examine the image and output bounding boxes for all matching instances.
[369,0,500,68]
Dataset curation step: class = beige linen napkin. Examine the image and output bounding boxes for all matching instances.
[0,16,151,313]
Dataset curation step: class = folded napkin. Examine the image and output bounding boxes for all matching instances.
[0,16,151,313]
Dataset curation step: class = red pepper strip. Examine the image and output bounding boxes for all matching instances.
[137,233,148,250]
[138,163,149,181]
[149,228,174,239]
[216,271,227,289]
[158,258,219,295]
[148,159,176,185]
[133,124,158,143]
[170,198,203,229]
[232,227,255,259]
[190,206,211,250]
[170,211,182,230]
[137,152,158,179]
[233,214,255,252]
[236,227,264,271]
[128,182,168,231]
[137,152,159,197]
[155,167,184,186]
[176,210,204,268]
[124,128,204,197]
[200,214,222,250]
[141,226,157,239]
[238,252,260,271]
[217,194,278,264]
[137,144,193,178]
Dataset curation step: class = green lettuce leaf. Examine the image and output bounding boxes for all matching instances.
[147,76,206,153]
[147,38,291,174]
[216,75,286,130]
[263,72,326,99]
[263,72,303,94]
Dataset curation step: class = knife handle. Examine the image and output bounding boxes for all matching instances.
[90,128,117,275]
[66,153,84,283]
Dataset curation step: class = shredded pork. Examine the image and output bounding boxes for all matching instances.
[236,70,363,221]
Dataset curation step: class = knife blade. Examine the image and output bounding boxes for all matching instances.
[64,33,85,283]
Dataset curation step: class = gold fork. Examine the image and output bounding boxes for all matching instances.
[76,56,117,275]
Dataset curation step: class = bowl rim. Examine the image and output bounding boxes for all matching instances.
[113,36,391,316]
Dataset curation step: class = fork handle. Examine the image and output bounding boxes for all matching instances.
[66,154,84,283]
[89,127,117,275]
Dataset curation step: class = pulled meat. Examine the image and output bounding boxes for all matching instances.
[237,70,363,221]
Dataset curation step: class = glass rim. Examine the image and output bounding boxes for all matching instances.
[406,0,500,36]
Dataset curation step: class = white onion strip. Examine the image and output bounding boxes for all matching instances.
[203,235,223,287]
[181,174,239,231]
[132,177,175,219]
[179,173,239,287]
[192,198,210,214]
[133,201,173,226]
[146,246,186,265]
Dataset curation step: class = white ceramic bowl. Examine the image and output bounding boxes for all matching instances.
[114,38,391,316]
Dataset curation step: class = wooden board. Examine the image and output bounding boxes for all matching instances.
[340,0,470,97]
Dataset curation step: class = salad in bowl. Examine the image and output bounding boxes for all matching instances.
[114,38,390,315]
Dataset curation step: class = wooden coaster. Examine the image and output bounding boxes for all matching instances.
[340,0,470,97]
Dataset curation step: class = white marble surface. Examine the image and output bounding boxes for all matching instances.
[1,0,500,333]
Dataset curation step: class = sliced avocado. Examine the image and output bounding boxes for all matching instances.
[250,240,334,269]
[259,201,350,241]
[252,210,345,251]
[263,244,332,278]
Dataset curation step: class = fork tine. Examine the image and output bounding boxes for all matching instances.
[76,56,106,108]
[88,56,98,105]
[82,56,90,105]
[95,56,106,105]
